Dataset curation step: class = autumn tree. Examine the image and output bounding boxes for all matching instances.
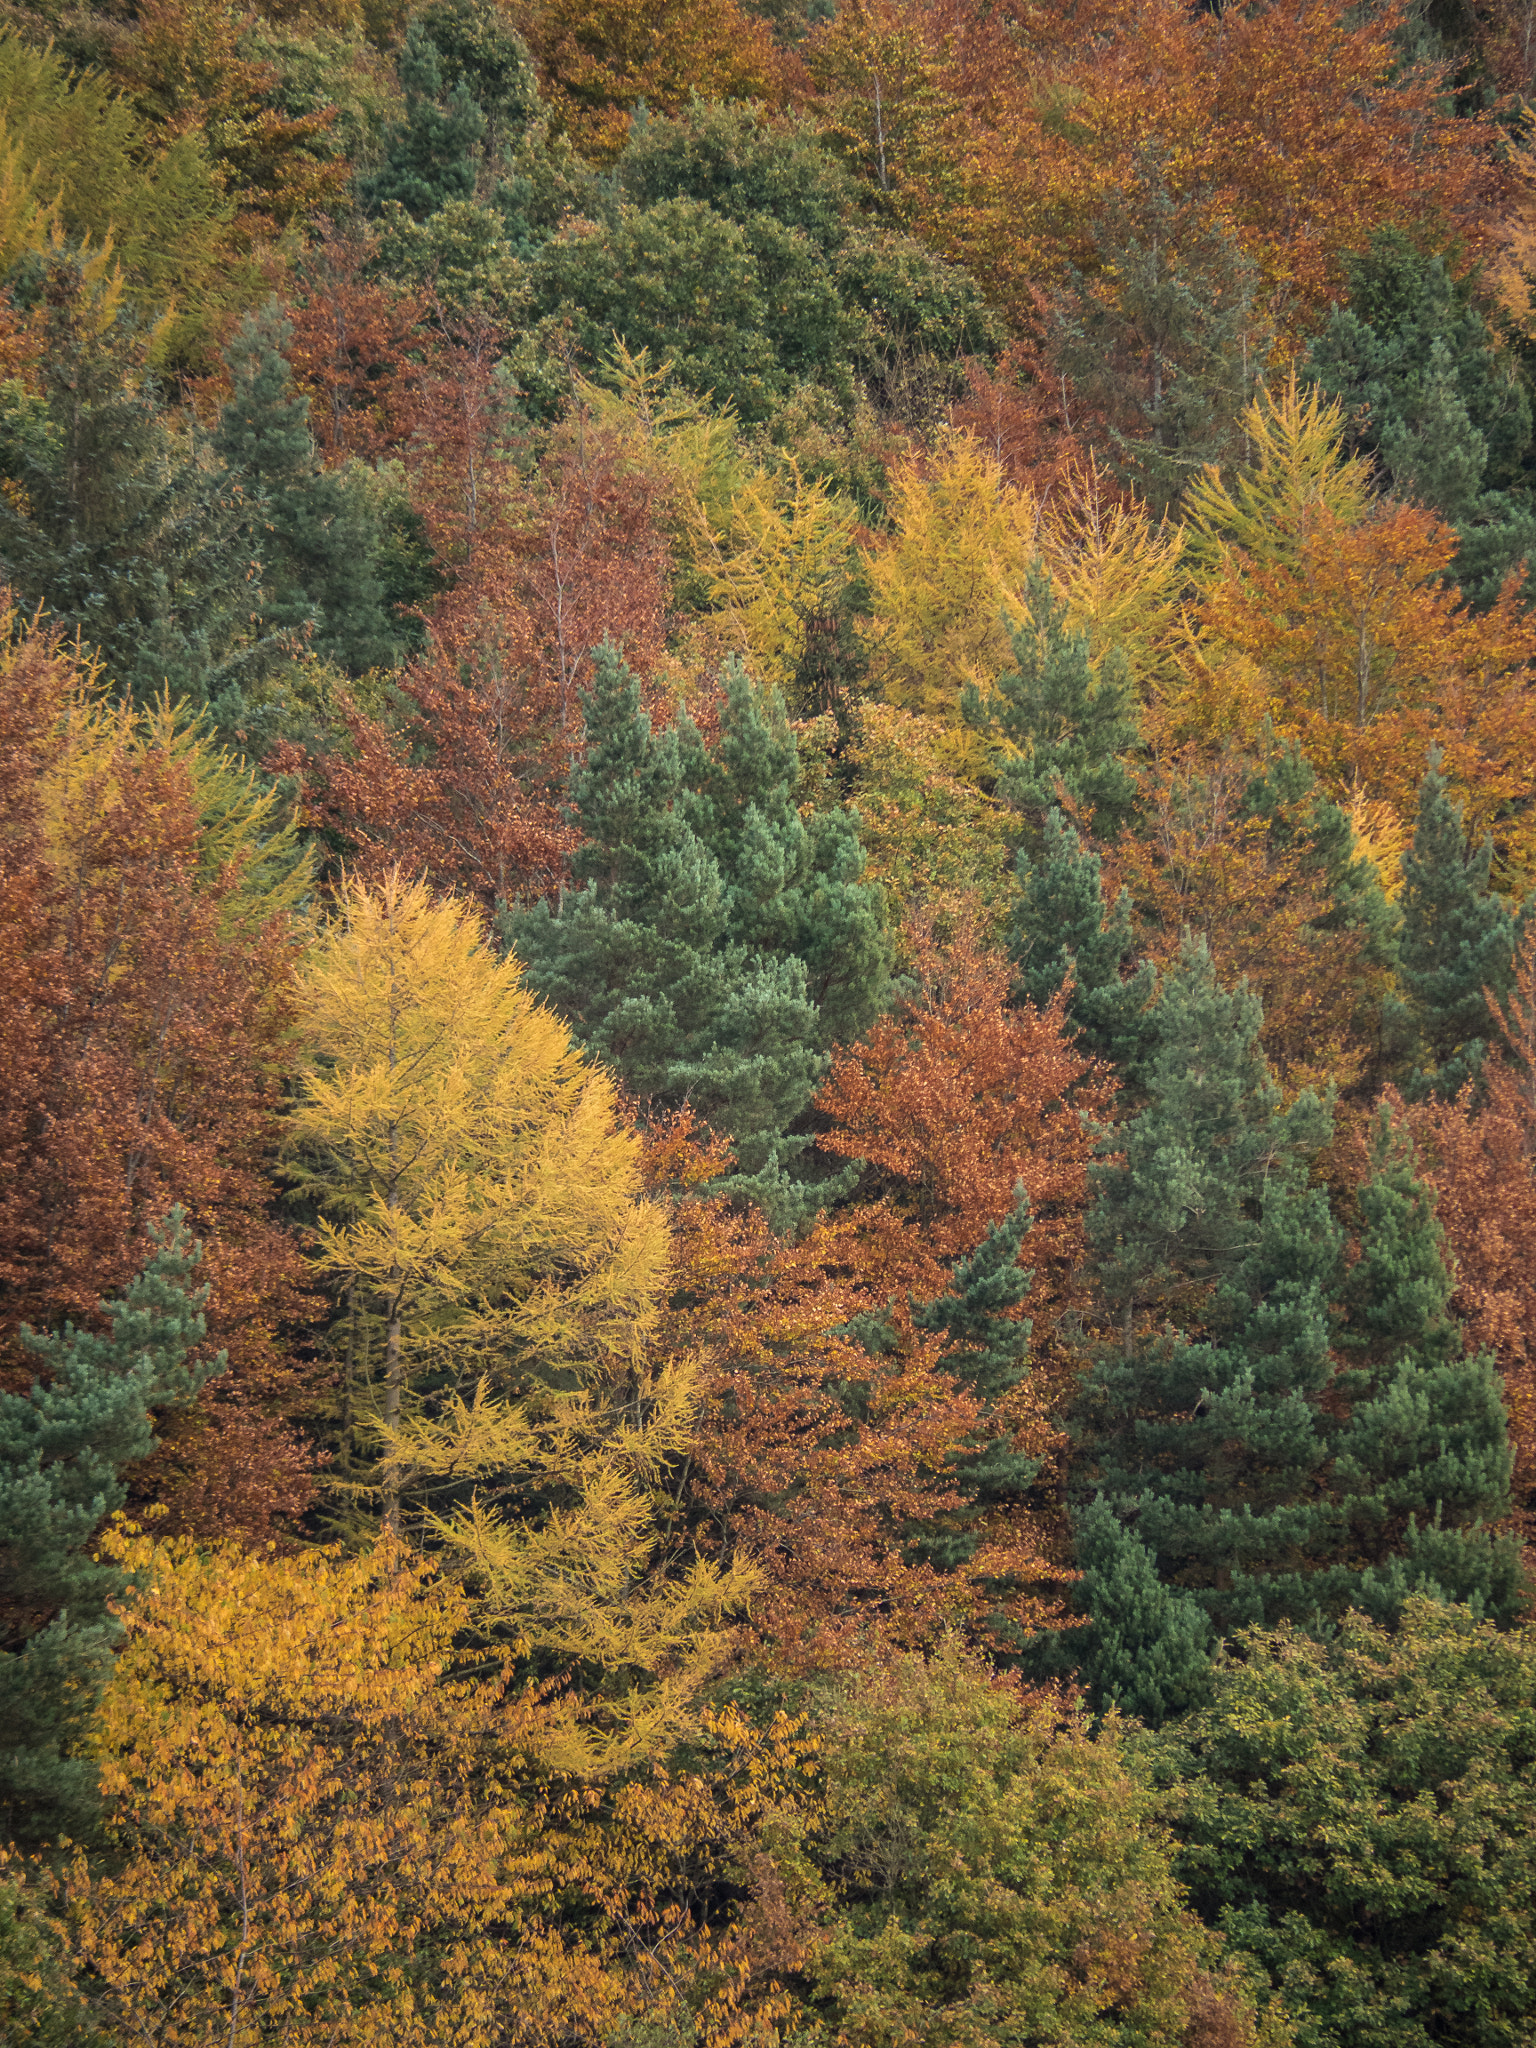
[816,912,1113,1375]
[0,1216,224,1851]
[57,1528,810,2041]
[0,603,316,1542]
[286,871,752,1763]
[648,1114,1067,1669]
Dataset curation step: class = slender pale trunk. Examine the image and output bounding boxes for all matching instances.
[382,1290,403,1538]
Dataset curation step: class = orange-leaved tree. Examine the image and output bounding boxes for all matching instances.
[0,602,316,1539]
[61,1528,817,2044]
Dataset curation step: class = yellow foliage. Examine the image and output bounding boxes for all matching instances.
[287,870,665,1398]
[862,427,1041,742]
[1183,371,1373,583]
[1039,458,1185,688]
[1346,782,1410,900]
[0,124,59,274]
[61,1529,809,2043]
[844,701,1016,947]
[704,462,861,698]
[286,872,748,1763]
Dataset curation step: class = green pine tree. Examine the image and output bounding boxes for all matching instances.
[910,1187,1040,1574]
[962,567,1140,838]
[1307,228,1536,607]
[360,18,486,220]
[215,300,397,675]
[1009,807,1155,1071]
[1394,760,1518,1100]
[0,1212,226,1850]
[1320,1102,1521,1627]
[0,251,283,748]
[1052,1499,1214,1725]
[507,646,889,1223]
[1087,935,1332,1338]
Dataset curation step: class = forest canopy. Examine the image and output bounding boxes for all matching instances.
[5,0,1536,2041]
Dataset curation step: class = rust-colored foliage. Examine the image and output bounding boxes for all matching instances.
[278,408,675,913]
[103,0,349,234]
[513,0,782,159]
[1402,935,1536,1515]
[1195,499,1536,874]
[0,606,317,1538]
[798,0,1497,340]
[645,1115,1069,1671]
[814,913,1114,1370]
[1116,748,1387,1098]
[280,225,437,465]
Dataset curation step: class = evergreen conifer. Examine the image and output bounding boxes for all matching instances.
[360,19,486,220]
[0,1213,226,1849]
[1322,1103,1521,1626]
[215,301,396,674]
[508,647,890,1223]
[1086,935,1332,1334]
[911,1188,1039,1571]
[963,568,1140,838]
[1009,807,1155,1071]
[1307,229,1536,607]
[0,252,282,746]
[1394,760,1519,1099]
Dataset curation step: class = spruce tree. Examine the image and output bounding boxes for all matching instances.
[215,301,396,675]
[1009,807,1155,1071]
[963,568,1140,838]
[910,1188,1039,1572]
[1086,935,1332,1335]
[1394,761,1518,1100]
[0,1213,226,1849]
[1306,229,1536,607]
[360,19,486,220]
[508,647,889,1223]
[1321,1103,1521,1626]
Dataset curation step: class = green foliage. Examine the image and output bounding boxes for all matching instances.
[1393,760,1519,1100]
[1086,935,1332,1322]
[215,300,397,673]
[1306,230,1536,607]
[0,252,284,749]
[1322,1103,1520,1627]
[1051,161,1267,516]
[531,99,997,422]
[359,17,484,220]
[910,1188,1038,1572]
[0,1214,225,1850]
[963,565,1141,837]
[1152,1600,1536,2048]
[1009,808,1155,1071]
[1056,1499,1215,1725]
[0,1872,92,2045]
[0,31,234,320]
[509,645,890,1223]
[782,1639,1276,2047]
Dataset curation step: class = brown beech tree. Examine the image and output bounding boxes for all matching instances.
[0,603,316,1538]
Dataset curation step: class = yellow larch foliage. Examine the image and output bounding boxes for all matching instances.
[862,427,1040,747]
[704,462,861,699]
[1182,371,1373,583]
[1039,458,1185,689]
[286,870,752,1767]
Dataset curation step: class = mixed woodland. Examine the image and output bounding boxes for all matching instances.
[11,0,1536,2039]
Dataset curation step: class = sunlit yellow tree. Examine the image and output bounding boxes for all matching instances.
[60,1528,806,2043]
[286,871,752,1767]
